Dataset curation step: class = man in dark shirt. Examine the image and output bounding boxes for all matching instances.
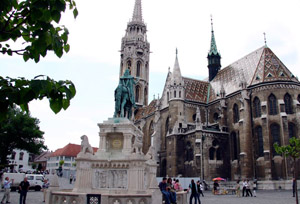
[159,177,173,204]
[19,177,30,204]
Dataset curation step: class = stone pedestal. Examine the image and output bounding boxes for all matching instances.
[71,118,160,204]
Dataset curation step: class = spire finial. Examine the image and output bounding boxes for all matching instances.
[263,32,267,46]
[176,48,178,57]
[210,14,214,32]
[132,0,143,22]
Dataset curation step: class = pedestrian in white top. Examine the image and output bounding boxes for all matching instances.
[1,177,13,204]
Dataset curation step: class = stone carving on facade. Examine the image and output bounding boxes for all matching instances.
[132,133,143,154]
[79,135,93,155]
[93,169,128,189]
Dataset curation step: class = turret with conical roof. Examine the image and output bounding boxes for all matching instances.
[168,49,185,101]
[207,16,221,81]
[120,0,150,107]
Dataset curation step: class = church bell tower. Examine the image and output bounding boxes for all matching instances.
[119,0,150,107]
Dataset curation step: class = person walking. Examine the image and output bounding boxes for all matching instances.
[253,179,257,197]
[242,179,247,197]
[19,177,30,204]
[42,179,50,202]
[199,182,204,197]
[245,179,253,197]
[235,180,241,197]
[1,177,13,204]
[293,178,296,197]
[189,179,201,204]
[69,174,73,184]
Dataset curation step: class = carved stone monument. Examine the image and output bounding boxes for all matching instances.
[72,118,161,204]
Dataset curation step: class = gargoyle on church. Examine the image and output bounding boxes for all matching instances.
[119,0,300,181]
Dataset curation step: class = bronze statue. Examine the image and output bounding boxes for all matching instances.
[114,69,138,119]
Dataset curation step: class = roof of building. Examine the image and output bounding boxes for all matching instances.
[209,46,299,101]
[50,143,98,158]
[183,77,209,103]
[34,151,52,162]
[135,99,157,120]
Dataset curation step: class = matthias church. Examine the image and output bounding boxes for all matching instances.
[118,0,300,181]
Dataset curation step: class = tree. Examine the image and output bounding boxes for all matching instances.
[0,106,46,167]
[0,0,78,121]
[274,137,300,204]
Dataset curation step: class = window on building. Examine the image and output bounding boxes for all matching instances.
[174,91,176,98]
[213,113,219,123]
[255,126,264,157]
[144,87,148,105]
[253,97,261,118]
[179,91,181,98]
[288,123,296,139]
[231,132,238,160]
[11,151,16,160]
[216,148,222,160]
[284,93,293,114]
[233,104,239,123]
[270,123,280,156]
[165,117,169,135]
[136,61,141,77]
[186,141,194,161]
[19,152,24,160]
[135,85,140,103]
[268,94,278,115]
[209,147,215,160]
[167,92,169,101]
[298,94,300,103]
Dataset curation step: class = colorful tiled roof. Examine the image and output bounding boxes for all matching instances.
[209,46,298,101]
[134,99,157,120]
[183,77,209,103]
[50,143,98,157]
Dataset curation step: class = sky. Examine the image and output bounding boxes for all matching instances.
[1,0,300,151]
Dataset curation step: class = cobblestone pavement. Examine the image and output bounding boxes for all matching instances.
[0,177,297,204]
[0,190,297,204]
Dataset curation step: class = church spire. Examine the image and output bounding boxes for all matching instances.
[209,16,219,56]
[132,0,143,22]
[207,15,221,81]
[172,48,182,83]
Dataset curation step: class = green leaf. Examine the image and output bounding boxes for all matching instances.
[62,99,70,110]
[50,98,63,114]
[64,44,70,53]
[73,8,78,19]
[51,10,61,23]
[23,53,30,62]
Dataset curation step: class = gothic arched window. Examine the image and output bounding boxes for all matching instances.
[144,87,148,105]
[165,117,169,135]
[253,97,261,118]
[268,94,278,115]
[149,121,154,146]
[216,148,222,160]
[288,123,296,139]
[298,94,300,103]
[213,113,219,123]
[179,91,181,98]
[127,60,131,70]
[174,91,176,98]
[284,93,293,114]
[167,92,169,101]
[233,104,239,123]
[270,123,280,155]
[136,61,141,77]
[231,132,238,160]
[255,126,264,157]
[135,85,140,103]
[209,147,215,160]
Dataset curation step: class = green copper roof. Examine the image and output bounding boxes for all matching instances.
[208,30,220,56]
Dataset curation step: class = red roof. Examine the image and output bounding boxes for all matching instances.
[134,99,157,120]
[50,143,98,157]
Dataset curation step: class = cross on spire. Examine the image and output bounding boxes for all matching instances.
[263,32,267,46]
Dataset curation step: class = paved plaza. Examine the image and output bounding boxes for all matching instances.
[0,189,297,204]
